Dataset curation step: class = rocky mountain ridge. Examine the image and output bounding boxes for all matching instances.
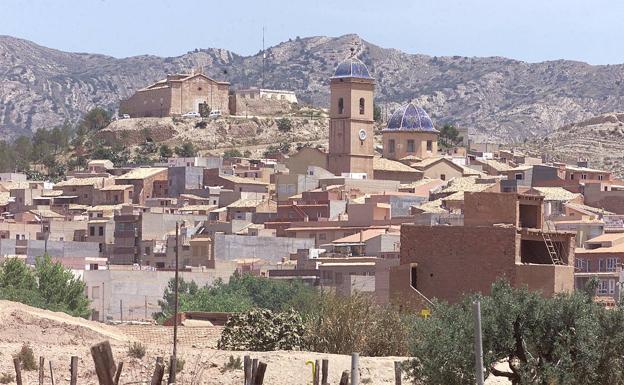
[2,34,624,141]
[522,112,624,176]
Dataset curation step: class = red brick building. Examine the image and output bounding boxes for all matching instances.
[391,191,576,308]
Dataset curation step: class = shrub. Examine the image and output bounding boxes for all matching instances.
[218,308,306,351]
[0,373,14,384]
[14,344,37,371]
[276,117,292,132]
[128,342,146,359]
[221,355,242,372]
[223,149,243,159]
[305,293,411,356]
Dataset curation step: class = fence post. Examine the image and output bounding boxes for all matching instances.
[473,301,485,385]
[351,353,360,385]
[38,356,45,385]
[150,357,165,385]
[90,341,116,385]
[114,362,124,385]
[252,362,267,385]
[243,355,251,385]
[70,356,78,385]
[13,358,22,385]
[49,361,55,385]
[313,359,320,385]
[394,361,402,385]
[339,370,349,385]
[321,359,328,385]
[250,358,258,383]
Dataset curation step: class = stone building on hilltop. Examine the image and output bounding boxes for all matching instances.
[119,70,230,118]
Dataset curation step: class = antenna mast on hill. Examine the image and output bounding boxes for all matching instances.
[262,26,266,88]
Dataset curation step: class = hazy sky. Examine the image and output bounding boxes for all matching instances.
[3,0,624,64]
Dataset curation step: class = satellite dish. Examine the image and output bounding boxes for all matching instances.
[358,129,367,141]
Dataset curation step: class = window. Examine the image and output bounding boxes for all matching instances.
[570,173,575,180]
[426,140,433,152]
[407,140,415,153]
[99,243,103,252]
[515,173,524,180]
[359,98,365,114]
[90,226,95,236]
[156,262,165,269]
[145,247,150,255]
[598,279,616,295]
[599,174,604,181]
[319,233,326,241]
[388,139,395,153]
[575,258,589,272]
[98,226,104,236]
[338,98,344,114]
[581,174,588,180]
[91,286,100,299]
[440,174,446,181]
[410,265,418,289]
[607,257,619,272]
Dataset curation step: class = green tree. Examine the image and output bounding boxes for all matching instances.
[79,107,111,131]
[223,149,243,159]
[174,142,197,157]
[276,117,292,132]
[438,124,463,148]
[0,257,90,318]
[155,274,317,322]
[34,255,91,318]
[408,280,619,385]
[159,144,173,159]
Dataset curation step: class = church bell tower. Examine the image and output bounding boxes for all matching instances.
[327,55,375,177]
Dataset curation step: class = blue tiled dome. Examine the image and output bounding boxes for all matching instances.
[332,57,373,79]
[384,103,438,133]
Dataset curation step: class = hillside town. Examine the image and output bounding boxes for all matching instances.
[0,55,621,322]
[4,3,624,382]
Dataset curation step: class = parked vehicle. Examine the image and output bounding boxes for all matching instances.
[209,110,222,119]
[182,111,200,118]
[121,114,130,119]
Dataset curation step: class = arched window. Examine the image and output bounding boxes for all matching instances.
[359,98,365,114]
[338,98,344,114]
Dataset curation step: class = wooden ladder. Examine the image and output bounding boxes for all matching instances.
[542,220,563,265]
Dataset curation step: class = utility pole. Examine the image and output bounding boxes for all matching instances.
[169,221,180,384]
[473,300,485,385]
[262,26,266,88]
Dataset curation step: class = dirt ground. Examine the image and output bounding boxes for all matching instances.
[0,301,509,384]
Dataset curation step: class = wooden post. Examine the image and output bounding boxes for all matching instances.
[38,356,45,385]
[13,358,22,385]
[250,358,258,383]
[114,362,123,385]
[150,357,165,385]
[321,359,328,385]
[351,353,359,385]
[313,359,320,385]
[243,355,251,385]
[394,361,402,385]
[49,360,56,385]
[120,299,123,323]
[90,341,116,385]
[70,356,78,385]
[339,370,349,385]
[252,362,267,385]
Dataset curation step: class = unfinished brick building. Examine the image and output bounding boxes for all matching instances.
[391,191,576,308]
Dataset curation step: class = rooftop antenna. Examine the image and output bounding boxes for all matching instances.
[262,26,266,88]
